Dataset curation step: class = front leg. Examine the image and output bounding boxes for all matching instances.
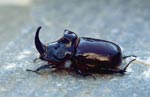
[26,64,56,74]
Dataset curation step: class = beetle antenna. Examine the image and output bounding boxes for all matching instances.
[123,55,137,59]
[123,58,136,71]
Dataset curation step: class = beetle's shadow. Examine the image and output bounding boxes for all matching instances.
[72,72,126,80]
[29,69,127,80]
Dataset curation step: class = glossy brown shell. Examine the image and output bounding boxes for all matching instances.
[73,37,122,69]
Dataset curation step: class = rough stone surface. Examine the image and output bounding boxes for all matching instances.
[0,0,150,97]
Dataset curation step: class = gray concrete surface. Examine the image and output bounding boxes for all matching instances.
[0,0,150,97]
[0,6,30,50]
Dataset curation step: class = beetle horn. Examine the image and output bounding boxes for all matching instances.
[35,26,46,55]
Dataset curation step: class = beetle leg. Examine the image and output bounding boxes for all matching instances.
[98,59,136,74]
[26,64,56,74]
[123,55,137,59]
[122,58,136,71]
[33,58,41,63]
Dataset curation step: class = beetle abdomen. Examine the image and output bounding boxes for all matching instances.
[74,38,122,68]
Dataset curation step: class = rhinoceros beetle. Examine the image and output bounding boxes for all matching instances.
[27,26,136,76]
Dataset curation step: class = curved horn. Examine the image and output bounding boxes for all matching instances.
[35,26,46,55]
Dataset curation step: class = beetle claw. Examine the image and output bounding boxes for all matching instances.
[26,69,41,75]
[119,69,126,74]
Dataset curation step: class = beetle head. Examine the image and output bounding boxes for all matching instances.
[35,27,78,63]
